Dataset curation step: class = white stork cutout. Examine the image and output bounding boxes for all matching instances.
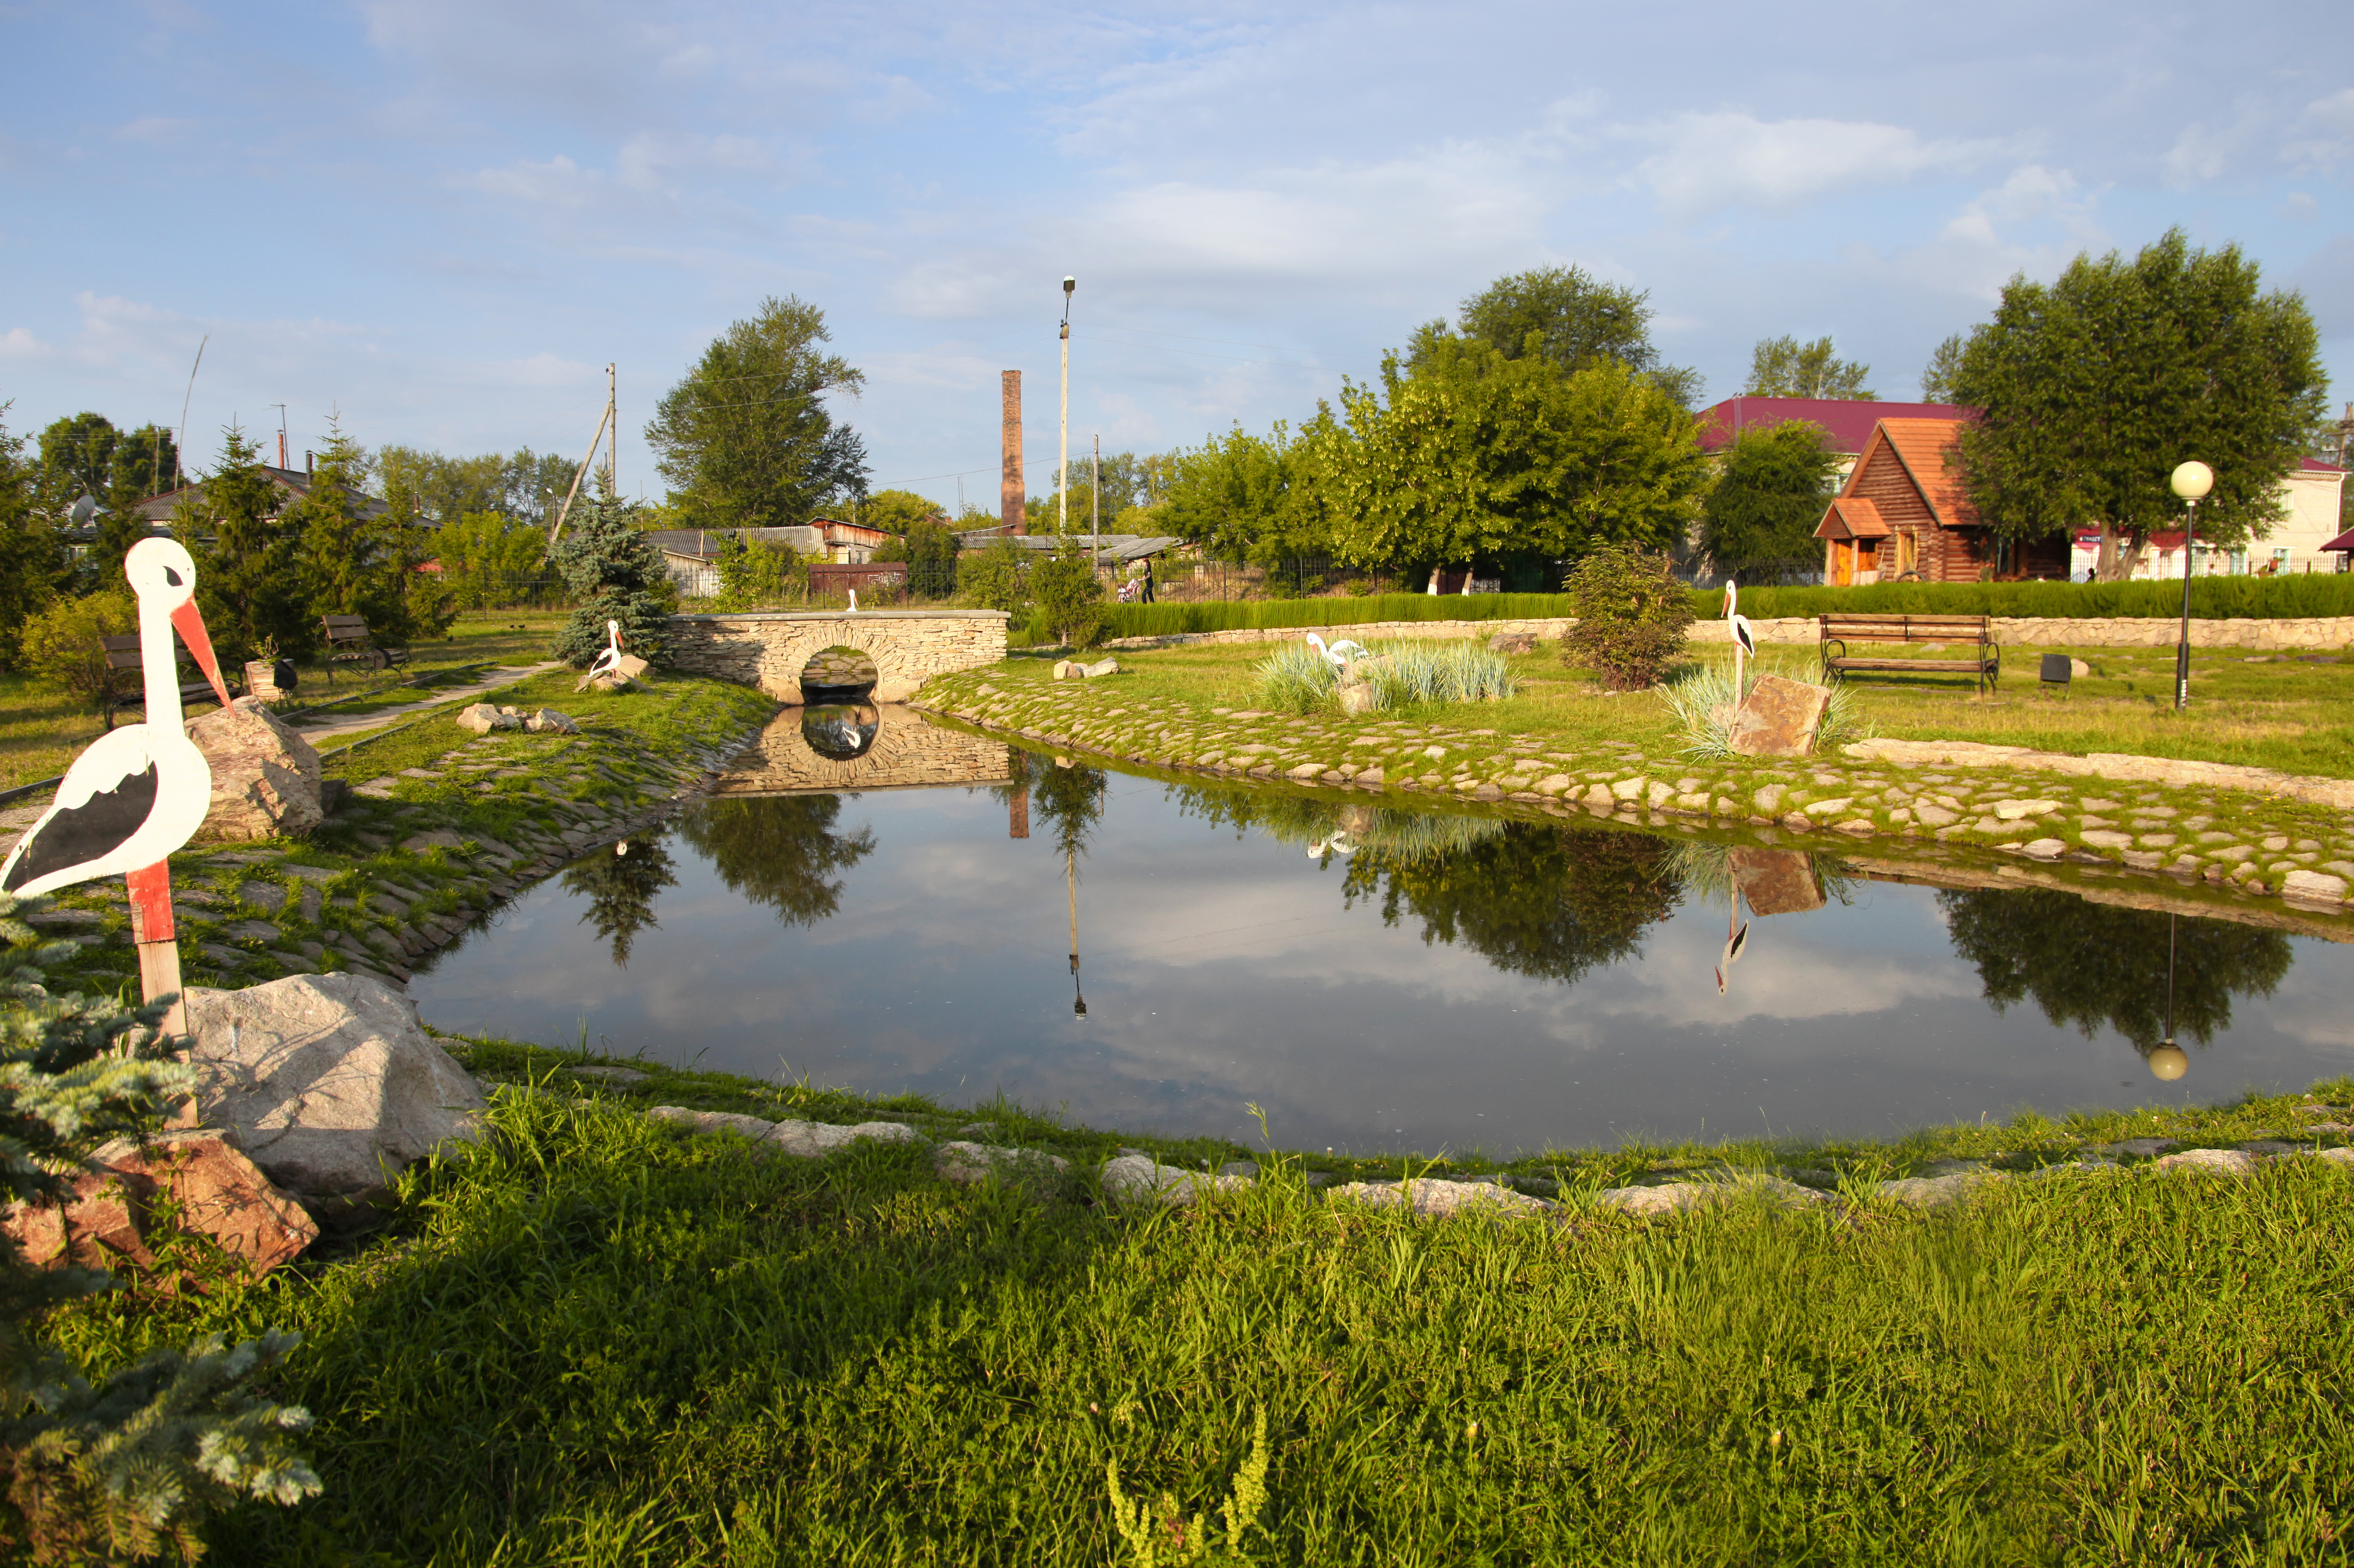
[1724,578,1756,700]
[1,538,231,1038]
[584,618,624,684]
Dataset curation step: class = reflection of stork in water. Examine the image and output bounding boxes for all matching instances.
[1714,901,1751,996]
[1306,829,1356,859]
[0,539,233,1037]
[1303,632,1371,669]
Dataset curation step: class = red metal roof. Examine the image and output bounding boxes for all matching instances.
[2323,528,2354,552]
[1698,397,1977,455]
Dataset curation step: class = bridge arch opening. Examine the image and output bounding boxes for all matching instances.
[799,644,879,703]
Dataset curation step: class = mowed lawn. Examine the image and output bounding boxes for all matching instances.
[45,1085,2354,1565]
[0,610,572,791]
[1050,635,2354,779]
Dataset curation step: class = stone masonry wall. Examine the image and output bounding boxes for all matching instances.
[667,609,1010,702]
[1107,614,2354,654]
[713,705,1011,795]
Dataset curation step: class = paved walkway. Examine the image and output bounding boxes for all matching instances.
[293,661,566,747]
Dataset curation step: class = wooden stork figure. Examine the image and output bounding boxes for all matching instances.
[0,538,231,1038]
[1724,578,1756,701]
[584,619,625,684]
[1303,631,1371,670]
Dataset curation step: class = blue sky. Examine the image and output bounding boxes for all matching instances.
[4,0,2349,514]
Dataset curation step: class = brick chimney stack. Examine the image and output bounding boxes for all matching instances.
[1001,371,1025,536]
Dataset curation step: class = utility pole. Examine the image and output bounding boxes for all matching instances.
[603,363,617,497]
[1092,434,1101,579]
[1059,276,1075,536]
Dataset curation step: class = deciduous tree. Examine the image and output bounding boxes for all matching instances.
[1745,335,1876,400]
[1418,266,1702,407]
[1918,333,1965,404]
[1952,229,2327,580]
[647,297,870,528]
[0,412,61,669]
[1319,343,1708,581]
[1700,420,1843,584]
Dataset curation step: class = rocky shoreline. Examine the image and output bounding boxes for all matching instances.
[911,664,2354,934]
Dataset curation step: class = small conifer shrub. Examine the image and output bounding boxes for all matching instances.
[549,497,675,669]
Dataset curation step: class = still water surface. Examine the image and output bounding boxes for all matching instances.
[411,713,2354,1155]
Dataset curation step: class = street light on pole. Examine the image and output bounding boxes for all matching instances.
[2170,459,2214,711]
[1059,276,1075,537]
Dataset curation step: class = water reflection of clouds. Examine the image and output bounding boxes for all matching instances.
[413,764,2354,1153]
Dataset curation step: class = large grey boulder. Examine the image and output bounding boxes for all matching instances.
[188,697,324,842]
[182,972,487,1202]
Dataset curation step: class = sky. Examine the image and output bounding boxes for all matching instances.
[3,0,2350,515]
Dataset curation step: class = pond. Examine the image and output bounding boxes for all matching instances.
[411,707,2354,1156]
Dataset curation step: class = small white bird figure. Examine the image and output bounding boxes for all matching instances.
[1303,632,1372,669]
[615,840,630,857]
[847,589,859,614]
[1724,577,1738,622]
[1305,830,1357,859]
[585,618,624,684]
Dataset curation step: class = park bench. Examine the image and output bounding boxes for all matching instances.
[99,635,237,731]
[1819,614,2000,695]
[321,614,409,680]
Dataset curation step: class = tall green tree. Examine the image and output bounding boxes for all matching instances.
[1163,419,1339,567]
[0,411,61,669]
[646,296,870,528]
[180,427,309,661]
[1700,420,1843,583]
[433,511,552,610]
[549,496,674,666]
[1744,335,1877,400]
[1318,342,1708,580]
[289,421,449,649]
[1918,333,1966,404]
[1952,228,2328,580]
[1415,266,1702,407]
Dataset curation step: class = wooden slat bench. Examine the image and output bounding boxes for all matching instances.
[1819,614,2000,695]
[100,635,237,730]
[322,615,409,680]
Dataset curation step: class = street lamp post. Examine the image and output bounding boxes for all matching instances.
[2170,460,2214,711]
[1059,276,1075,537]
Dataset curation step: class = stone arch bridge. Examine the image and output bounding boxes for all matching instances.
[665,609,1008,703]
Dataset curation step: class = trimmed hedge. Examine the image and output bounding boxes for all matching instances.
[1009,573,2354,644]
[1714,573,2354,622]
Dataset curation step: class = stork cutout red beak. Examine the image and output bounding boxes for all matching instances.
[169,599,234,710]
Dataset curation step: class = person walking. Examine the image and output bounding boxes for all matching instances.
[1141,557,1156,604]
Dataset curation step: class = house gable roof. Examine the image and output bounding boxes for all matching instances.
[1843,418,1978,531]
[1814,497,1890,541]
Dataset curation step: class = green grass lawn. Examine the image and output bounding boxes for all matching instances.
[43,1060,2354,1564]
[1013,636,2354,780]
[0,611,573,792]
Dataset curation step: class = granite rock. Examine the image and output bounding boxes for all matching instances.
[187,698,325,843]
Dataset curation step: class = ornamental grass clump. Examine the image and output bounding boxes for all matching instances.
[1561,544,1694,690]
[1250,642,1335,714]
[1660,653,1870,760]
[1366,639,1515,707]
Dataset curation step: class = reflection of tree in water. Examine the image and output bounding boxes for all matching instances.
[1342,822,1683,985]
[560,833,680,966]
[1937,888,2291,1055]
[676,796,876,928]
[996,747,1109,862]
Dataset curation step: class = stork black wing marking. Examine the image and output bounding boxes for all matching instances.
[1,764,158,892]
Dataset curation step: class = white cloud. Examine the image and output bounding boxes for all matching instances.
[113,116,196,144]
[2285,87,2354,172]
[0,327,49,361]
[1628,112,2007,218]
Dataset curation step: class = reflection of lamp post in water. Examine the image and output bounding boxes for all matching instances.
[1068,844,1086,1017]
[2148,912,2189,1081]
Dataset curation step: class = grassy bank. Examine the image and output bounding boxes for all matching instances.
[40,1043,2354,1563]
[1055,573,2354,647]
[15,668,777,999]
[0,609,570,793]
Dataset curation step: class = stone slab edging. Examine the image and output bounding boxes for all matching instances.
[1105,614,2354,654]
[1844,737,2354,812]
[635,1100,2354,1217]
[912,673,2354,924]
